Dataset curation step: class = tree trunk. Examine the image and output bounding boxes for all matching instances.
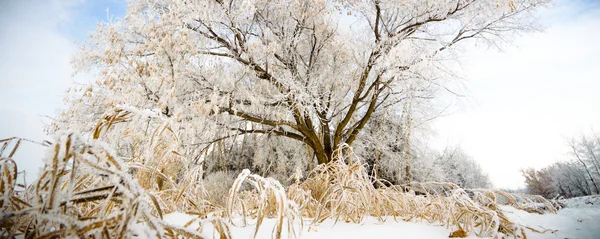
[584,142,600,185]
[402,95,413,184]
[314,145,330,165]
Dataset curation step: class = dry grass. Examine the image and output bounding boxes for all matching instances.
[226,169,302,239]
[287,145,557,238]
[1,108,559,239]
[0,134,222,239]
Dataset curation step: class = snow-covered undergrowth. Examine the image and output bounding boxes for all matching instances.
[0,135,576,239]
[0,134,219,238]
[163,195,600,239]
[164,204,600,239]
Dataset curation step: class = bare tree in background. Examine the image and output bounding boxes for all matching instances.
[521,168,554,198]
[522,131,600,198]
[568,135,600,194]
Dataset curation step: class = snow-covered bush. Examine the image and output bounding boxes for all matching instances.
[435,146,493,189]
[202,170,237,207]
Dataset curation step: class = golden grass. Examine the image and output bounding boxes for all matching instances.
[226,169,302,239]
[287,145,557,238]
[1,108,559,239]
[0,134,215,239]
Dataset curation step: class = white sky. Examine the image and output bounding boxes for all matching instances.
[432,0,600,188]
[1,0,598,188]
[0,0,80,184]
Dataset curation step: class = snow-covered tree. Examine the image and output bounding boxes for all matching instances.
[568,134,600,194]
[51,0,548,179]
[521,167,554,198]
[522,131,600,198]
[523,161,596,199]
[548,161,594,197]
[434,146,492,189]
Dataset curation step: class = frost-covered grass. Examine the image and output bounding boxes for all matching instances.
[163,196,600,239]
[0,134,217,238]
[1,135,568,239]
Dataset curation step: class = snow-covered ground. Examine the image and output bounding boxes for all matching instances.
[559,195,600,209]
[164,196,600,239]
[501,206,600,239]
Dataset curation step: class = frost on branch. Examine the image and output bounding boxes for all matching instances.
[51,0,549,182]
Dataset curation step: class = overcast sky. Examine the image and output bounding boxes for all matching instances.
[0,0,126,184]
[431,0,600,188]
[1,0,598,188]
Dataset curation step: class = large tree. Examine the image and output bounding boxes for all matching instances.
[54,0,548,171]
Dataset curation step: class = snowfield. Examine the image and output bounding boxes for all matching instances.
[501,205,600,239]
[164,196,600,239]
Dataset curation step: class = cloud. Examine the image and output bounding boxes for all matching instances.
[432,0,600,189]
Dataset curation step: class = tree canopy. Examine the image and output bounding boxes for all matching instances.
[52,0,548,183]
